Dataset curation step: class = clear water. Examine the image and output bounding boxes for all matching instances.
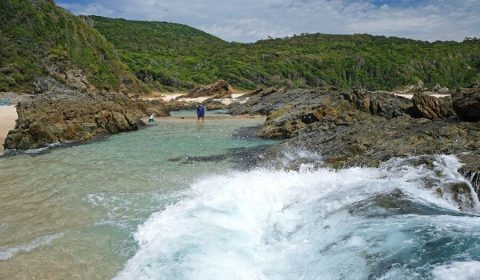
[0,112,274,279]
[1,112,480,280]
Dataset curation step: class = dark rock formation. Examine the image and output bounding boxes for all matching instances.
[4,92,169,151]
[453,85,480,121]
[33,76,82,95]
[232,87,480,170]
[344,89,412,119]
[412,92,455,120]
[457,153,480,199]
[181,80,232,99]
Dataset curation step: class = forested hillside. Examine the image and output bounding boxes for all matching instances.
[0,0,144,93]
[91,16,480,91]
[1,2,478,94]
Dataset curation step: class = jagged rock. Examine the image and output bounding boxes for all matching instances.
[453,88,480,122]
[181,80,232,98]
[33,76,78,95]
[4,92,169,151]
[457,153,480,200]
[235,87,480,169]
[412,92,455,120]
[345,89,411,119]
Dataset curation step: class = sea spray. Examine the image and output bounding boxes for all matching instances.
[116,155,480,280]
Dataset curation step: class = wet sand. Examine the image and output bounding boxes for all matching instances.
[144,113,265,123]
[0,106,17,152]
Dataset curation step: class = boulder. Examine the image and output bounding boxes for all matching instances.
[453,89,480,122]
[345,89,411,119]
[181,80,232,98]
[412,92,455,120]
[4,92,169,151]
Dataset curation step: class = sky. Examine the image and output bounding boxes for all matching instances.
[56,0,480,43]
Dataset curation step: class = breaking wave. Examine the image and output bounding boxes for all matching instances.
[116,155,480,280]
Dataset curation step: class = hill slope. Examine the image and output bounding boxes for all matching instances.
[89,15,228,90]
[0,0,144,93]
[91,16,480,91]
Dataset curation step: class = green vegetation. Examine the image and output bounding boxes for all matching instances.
[91,16,480,91]
[0,0,144,93]
[1,1,479,93]
[88,16,228,91]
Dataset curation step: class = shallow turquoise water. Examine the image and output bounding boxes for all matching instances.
[1,112,480,280]
[0,113,274,279]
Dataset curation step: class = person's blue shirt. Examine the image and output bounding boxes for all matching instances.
[197,105,205,117]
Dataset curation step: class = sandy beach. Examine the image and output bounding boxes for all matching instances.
[143,92,247,105]
[392,93,451,99]
[0,106,17,153]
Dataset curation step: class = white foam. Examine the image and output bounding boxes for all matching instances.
[116,155,480,280]
[0,232,64,260]
[432,261,480,280]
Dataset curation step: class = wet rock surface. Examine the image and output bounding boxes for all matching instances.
[457,152,480,198]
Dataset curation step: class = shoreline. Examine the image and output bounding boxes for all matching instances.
[0,106,17,153]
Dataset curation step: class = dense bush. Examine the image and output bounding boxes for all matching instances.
[0,0,144,93]
[91,16,480,91]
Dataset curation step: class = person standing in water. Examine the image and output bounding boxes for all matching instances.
[196,104,205,121]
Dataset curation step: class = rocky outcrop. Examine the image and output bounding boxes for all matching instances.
[412,92,455,120]
[344,89,412,119]
[231,86,480,170]
[181,80,232,99]
[4,92,169,151]
[453,85,480,121]
[33,76,79,95]
[457,153,480,199]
